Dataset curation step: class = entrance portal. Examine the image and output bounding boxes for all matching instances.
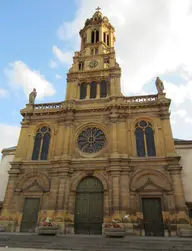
[75,176,104,234]
[142,198,164,236]
[20,198,40,232]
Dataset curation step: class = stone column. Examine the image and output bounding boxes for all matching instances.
[86,84,90,99]
[96,82,100,98]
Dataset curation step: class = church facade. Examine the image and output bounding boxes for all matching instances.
[1,10,192,237]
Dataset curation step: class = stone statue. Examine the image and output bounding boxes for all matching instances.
[29,88,37,104]
[155,77,164,94]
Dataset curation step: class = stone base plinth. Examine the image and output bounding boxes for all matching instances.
[177,224,192,237]
[36,226,58,235]
[64,222,74,234]
[123,223,136,236]
[104,228,126,238]
[0,221,16,232]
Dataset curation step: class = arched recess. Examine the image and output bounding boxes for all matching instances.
[14,171,51,232]
[130,169,173,237]
[71,172,108,192]
[74,175,104,234]
[130,169,172,192]
[15,171,50,193]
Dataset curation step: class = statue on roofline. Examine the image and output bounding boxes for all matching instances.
[155,77,164,94]
[29,88,37,104]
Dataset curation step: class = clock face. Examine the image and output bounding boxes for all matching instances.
[89,60,98,68]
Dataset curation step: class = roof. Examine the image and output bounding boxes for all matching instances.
[174,138,192,145]
[1,146,16,154]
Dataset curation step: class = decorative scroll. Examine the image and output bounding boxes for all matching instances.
[77,127,106,153]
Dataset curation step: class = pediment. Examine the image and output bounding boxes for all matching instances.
[137,178,165,192]
[23,180,44,192]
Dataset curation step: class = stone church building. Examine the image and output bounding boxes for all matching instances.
[0,9,192,237]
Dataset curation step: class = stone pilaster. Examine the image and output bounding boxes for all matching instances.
[2,165,20,211]
[168,165,186,212]
[56,176,67,211]
[62,111,74,157]
[109,111,118,156]
[110,170,120,216]
[120,170,130,213]
[48,176,59,212]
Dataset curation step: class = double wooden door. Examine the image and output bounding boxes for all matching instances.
[142,198,164,236]
[20,198,40,232]
[75,177,104,234]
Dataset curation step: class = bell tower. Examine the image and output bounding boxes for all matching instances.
[65,8,122,100]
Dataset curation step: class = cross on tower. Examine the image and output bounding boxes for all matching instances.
[96,7,101,11]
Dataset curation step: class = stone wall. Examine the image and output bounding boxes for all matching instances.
[0,147,16,201]
[175,141,192,203]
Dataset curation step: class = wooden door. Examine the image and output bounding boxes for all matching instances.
[75,177,104,234]
[20,198,40,232]
[142,198,164,236]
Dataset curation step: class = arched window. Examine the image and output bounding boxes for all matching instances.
[107,34,109,46]
[103,32,106,43]
[91,31,94,43]
[80,83,87,99]
[79,61,84,71]
[96,30,99,42]
[135,120,156,157]
[91,30,99,43]
[32,127,51,160]
[90,82,97,99]
[100,80,107,98]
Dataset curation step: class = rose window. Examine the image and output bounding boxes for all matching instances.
[77,127,106,153]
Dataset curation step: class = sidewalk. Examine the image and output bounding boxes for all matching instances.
[0,249,74,251]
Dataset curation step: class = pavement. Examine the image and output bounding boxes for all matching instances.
[0,233,192,251]
[0,249,74,251]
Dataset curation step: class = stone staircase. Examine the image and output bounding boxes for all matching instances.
[0,233,192,251]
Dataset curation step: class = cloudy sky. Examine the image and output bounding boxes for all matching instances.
[0,0,192,153]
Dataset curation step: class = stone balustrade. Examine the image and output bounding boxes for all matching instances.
[117,94,158,103]
[31,94,159,112]
[33,102,62,110]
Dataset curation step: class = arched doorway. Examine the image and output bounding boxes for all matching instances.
[74,176,104,234]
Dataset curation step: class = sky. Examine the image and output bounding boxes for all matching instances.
[0,0,192,153]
